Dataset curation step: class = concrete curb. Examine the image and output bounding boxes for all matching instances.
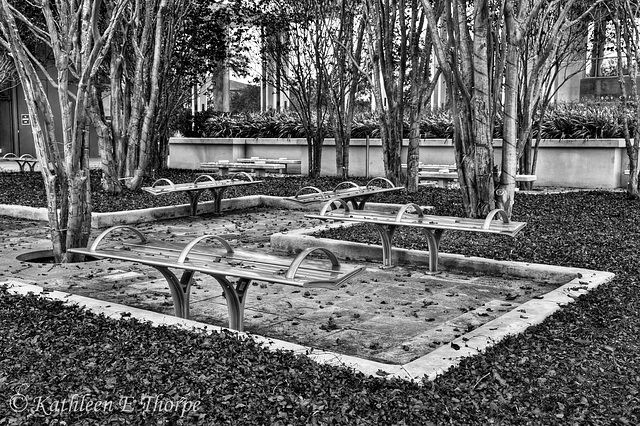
[3,256,613,383]
[0,197,428,228]
[270,224,615,380]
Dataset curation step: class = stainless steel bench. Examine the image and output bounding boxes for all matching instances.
[236,157,301,174]
[200,161,286,176]
[306,199,526,273]
[417,166,536,188]
[141,173,260,216]
[0,153,39,172]
[68,226,364,331]
[286,177,404,210]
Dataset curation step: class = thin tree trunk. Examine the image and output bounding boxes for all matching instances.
[498,42,519,217]
[88,86,121,193]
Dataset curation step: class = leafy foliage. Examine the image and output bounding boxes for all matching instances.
[538,102,632,139]
[1,173,640,425]
[171,101,634,141]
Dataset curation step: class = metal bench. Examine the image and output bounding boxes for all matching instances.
[306,199,526,273]
[68,226,364,331]
[418,171,459,188]
[286,177,404,210]
[141,173,261,216]
[0,153,39,172]
[236,157,301,174]
[418,170,537,189]
[200,161,286,176]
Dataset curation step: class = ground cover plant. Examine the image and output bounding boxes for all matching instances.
[1,170,639,425]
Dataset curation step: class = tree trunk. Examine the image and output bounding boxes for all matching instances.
[627,145,639,198]
[307,134,324,178]
[379,108,403,185]
[334,130,346,178]
[467,0,496,218]
[497,37,520,217]
[88,86,121,193]
[0,0,117,261]
[406,118,421,191]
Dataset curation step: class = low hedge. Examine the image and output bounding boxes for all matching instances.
[171,102,635,140]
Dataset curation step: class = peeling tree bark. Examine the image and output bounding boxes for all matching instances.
[0,0,125,262]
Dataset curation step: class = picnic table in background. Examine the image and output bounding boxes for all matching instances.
[286,177,404,210]
[142,172,261,216]
[200,160,287,176]
[0,153,39,172]
[414,165,536,189]
[236,157,301,174]
[306,199,526,273]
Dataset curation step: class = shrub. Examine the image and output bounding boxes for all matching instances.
[169,101,630,140]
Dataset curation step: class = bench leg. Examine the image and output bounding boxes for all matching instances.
[208,187,228,215]
[153,266,194,319]
[207,275,251,332]
[372,224,397,268]
[422,229,443,273]
[186,190,206,216]
[348,195,372,211]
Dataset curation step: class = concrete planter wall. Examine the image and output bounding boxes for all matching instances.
[169,137,630,189]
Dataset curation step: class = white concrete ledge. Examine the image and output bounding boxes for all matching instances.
[0,197,424,229]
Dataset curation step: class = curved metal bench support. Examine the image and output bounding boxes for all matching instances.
[151,265,195,319]
[369,220,442,272]
[422,229,444,273]
[150,178,176,190]
[286,247,349,290]
[319,197,351,216]
[371,224,398,269]
[204,275,251,332]
[395,203,424,222]
[89,225,148,251]
[333,181,360,193]
[294,186,326,199]
[193,174,217,186]
[286,247,339,277]
[483,209,509,229]
[230,172,254,182]
[366,177,395,189]
[177,235,235,263]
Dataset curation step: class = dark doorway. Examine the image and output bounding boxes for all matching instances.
[0,84,13,155]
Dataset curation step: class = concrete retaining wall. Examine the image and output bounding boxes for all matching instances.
[169,137,630,189]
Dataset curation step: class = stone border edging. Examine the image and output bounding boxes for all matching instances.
[3,253,613,383]
[269,224,615,380]
[0,196,427,228]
